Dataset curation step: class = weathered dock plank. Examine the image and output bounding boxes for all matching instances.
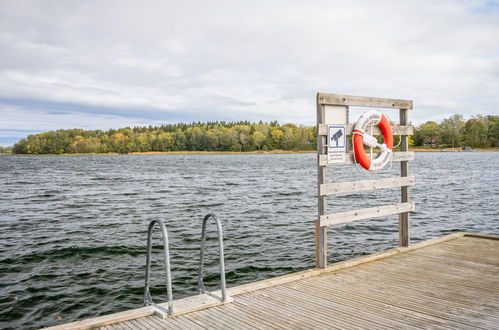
[54,233,498,330]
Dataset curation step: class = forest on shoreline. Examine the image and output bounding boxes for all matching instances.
[11,121,315,154]
[6,114,499,154]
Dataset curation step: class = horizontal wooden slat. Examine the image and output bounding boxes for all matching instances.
[320,176,415,195]
[317,93,413,109]
[319,202,415,227]
[318,124,413,136]
[318,151,413,166]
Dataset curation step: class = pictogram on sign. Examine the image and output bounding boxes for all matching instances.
[327,125,346,164]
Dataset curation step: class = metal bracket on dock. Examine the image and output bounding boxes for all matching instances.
[197,213,229,302]
[144,219,173,316]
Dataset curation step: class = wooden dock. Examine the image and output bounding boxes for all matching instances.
[48,232,499,329]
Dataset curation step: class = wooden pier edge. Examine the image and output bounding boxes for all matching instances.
[43,232,496,330]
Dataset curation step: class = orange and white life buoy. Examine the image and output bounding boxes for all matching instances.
[352,110,393,171]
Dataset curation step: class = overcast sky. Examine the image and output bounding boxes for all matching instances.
[1,0,498,146]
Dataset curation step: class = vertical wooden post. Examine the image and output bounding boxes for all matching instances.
[316,98,327,268]
[399,108,410,247]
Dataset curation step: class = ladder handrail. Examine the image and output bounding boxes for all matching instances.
[197,213,228,302]
[144,219,173,316]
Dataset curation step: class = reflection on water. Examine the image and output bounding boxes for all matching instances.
[0,152,497,329]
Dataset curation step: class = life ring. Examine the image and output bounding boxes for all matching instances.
[352,110,393,171]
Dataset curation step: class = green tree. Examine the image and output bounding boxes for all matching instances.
[157,132,174,151]
[110,133,130,153]
[0,146,13,154]
[232,125,251,151]
[462,116,487,148]
[252,131,266,150]
[487,115,499,147]
[217,127,235,151]
[13,138,28,154]
[270,129,284,149]
[417,121,442,148]
[173,129,186,150]
[440,114,465,148]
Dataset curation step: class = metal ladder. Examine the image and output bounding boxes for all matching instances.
[197,213,228,302]
[143,219,173,317]
[143,213,228,317]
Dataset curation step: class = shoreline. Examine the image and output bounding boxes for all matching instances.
[1,147,498,156]
[410,147,499,152]
[0,150,316,156]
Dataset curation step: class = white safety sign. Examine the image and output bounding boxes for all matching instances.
[327,125,346,164]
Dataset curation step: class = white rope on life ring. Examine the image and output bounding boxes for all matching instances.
[352,110,394,171]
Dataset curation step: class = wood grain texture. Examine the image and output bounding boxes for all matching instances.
[82,233,499,330]
[44,293,231,330]
[319,176,415,195]
[48,233,499,330]
[399,108,411,247]
[318,151,414,166]
[318,123,413,136]
[316,102,328,268]
[319,202,415,227]
[317,93,413,109]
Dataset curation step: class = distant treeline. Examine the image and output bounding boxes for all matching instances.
[0,146,13,154]
[10,115,499,154]
[413,114,499,148]
[12,121,316,154]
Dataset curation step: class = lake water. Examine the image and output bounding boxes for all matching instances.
[0,152,498,329]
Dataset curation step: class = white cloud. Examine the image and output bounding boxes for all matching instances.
[0,103,163,132]
[0,0,498,145]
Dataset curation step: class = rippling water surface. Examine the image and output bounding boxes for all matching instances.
[0,152,498,329]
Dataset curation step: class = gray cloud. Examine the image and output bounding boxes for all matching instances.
[0,0,498,145]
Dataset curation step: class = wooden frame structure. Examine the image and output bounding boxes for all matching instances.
[316,93,414,268]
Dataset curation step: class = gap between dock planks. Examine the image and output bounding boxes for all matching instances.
[44,232,495,330]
